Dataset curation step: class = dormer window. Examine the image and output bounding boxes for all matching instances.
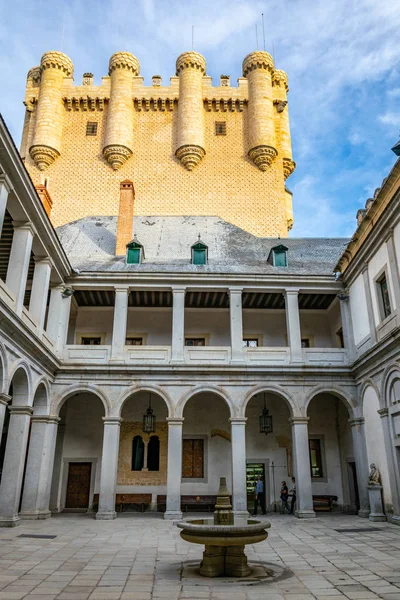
[126,235,144,264]
[191,235,208,265]
[269,244,288,267]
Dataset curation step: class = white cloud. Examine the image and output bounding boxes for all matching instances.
[378,112,400,127]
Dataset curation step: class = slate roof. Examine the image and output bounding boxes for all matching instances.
[56,215,349,276]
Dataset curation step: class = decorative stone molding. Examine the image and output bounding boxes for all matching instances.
[108,52,140,75]
[176,51,206,75]
[82,73,93,86]
[0,393,11,407]
[349,417,365,427]
[175,144,205,171]
[289,416,310,425]
[29,145,60,171]
[40,51,74,77]
[27,66,41,84]
[283,158,296,179]
[103,144,133,170]
[272,70,289,91]
[9,406,34,416]
[248,145,277,171]
[242,51,274,77]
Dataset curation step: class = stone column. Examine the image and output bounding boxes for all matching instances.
[290,417,315,518]
[338,293,356,362]
[142,440,149,472]
[378,408,400,520]
[110,286,129,361]
[385,231,400,310]
[165,417,184,519]
[96,417,121,520]
[349,416,370,518]
[29,257,52,331]
[230,417,248,515]
[0,393,11,442]
[362,264,377,344]
[285,289,302,362]
[49,422,65,512]
[0,405,33,526]
[229,288,244,364]
[171,287,185,363]
[20,416,59,519]
[0,174,12,237]
[5,222,35,316]
[46,285,72,355]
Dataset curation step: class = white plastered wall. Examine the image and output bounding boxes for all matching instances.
[242,310,287,346]
[368,241,396,325]
[349,273,370,345]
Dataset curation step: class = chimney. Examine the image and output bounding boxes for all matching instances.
[35,184,53,216]
[116,180,135,255]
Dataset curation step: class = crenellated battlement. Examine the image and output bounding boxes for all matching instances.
[21,49,296,237]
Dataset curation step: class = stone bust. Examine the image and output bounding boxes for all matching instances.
[369,463,381,485]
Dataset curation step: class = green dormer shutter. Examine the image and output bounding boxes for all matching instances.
[191,236,208,265]
[127,246,141,264]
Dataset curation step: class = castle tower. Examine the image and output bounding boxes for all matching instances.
[103,52,140,170]
[273,70,295,180]
[29,52,74,171]
[175,52,206,171]
[242,51,277,171]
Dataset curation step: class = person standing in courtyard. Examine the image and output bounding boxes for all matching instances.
[252,475,266,515]
[290,476,296,514]
[280,480,290,514]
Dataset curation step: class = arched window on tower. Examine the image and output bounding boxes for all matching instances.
[147,435,160,471]
[132,435,144,471]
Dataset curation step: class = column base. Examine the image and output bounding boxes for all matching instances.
[0,516,20,527]
[369,513,386,522]
[20,510,51,520]
[233,510,250,518]
[295,509,316,519]
[225,545,251,577]
[358,508,370,518]
[200,545,225,577]
[164,510,183,520]
[388,514,400,525]
[95,511,117,520]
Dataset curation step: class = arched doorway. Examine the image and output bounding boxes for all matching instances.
[245,391,292,513]
[118,390,169,513]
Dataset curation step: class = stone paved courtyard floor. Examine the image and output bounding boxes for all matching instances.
[0,513,399,600]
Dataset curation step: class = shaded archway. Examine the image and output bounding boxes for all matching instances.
[245,391,292,512]
[307,392,357,513]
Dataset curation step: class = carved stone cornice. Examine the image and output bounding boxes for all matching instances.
[27,66,41,83]
[242,51,274,77]
[109,52,140,76]
[40,51,74,77]
[103,144,133,170]
[272,69,289,91]
[248,145,277,171]
[29,145,60,171]
[175,144,205,171]
[176,52,206,75]
[283,158,296,179]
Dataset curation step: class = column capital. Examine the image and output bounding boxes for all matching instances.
[0,173,13,193]
[384,228,394,244]
[338,292,350,301]
[9,405,34,416]
[349,416,365,427]
[171,286,186,294]
[114,285,129,293]
[0,393,11,406]
[284,287,300,296]
[229,417,247,424]
[102,416,123,424]
[33,255,53,267]
[11,220,36,235]
[167,417,184,425]
[289,416,309,425]
[377,408,389,417]
[229,286,243,295]
[31,415,60,424]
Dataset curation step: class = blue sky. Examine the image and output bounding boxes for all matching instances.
[0,0,399,237]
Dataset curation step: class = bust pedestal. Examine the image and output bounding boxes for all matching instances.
[368,485,386,522]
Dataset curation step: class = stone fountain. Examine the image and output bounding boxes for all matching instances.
[177,477,270,577]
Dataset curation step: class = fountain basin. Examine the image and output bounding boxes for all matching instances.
[177,517,270,577]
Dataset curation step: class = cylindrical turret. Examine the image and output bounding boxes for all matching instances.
[29,52,74,171]
[103,51,139,170]
[175,51,206,171]
[273,70,295,180]
[242,51,277,171]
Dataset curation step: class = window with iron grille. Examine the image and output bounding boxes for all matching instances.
[86,122,98,136]
[215,121,226,136]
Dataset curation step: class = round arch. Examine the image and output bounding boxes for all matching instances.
[304,385,356,417]
[32,379,51,415]
[359,379,381,412]
[0,342,8,394]
[52,384,111,417]
[242,384,299,418]
[116,384,173,418]
[7,361,32,406]
[381,365,400,409]
[176,385,234,418]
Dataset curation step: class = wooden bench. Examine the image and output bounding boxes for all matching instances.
[93,493,152,513]
[156,495,220,512]
[312,495,338,512]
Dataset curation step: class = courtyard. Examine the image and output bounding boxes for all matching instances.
[0,514,399,600]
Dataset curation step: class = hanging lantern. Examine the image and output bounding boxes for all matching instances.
[259,393,273,435]
[142,393,156,433]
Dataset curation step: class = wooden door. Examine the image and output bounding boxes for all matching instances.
[65,462,91,509]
